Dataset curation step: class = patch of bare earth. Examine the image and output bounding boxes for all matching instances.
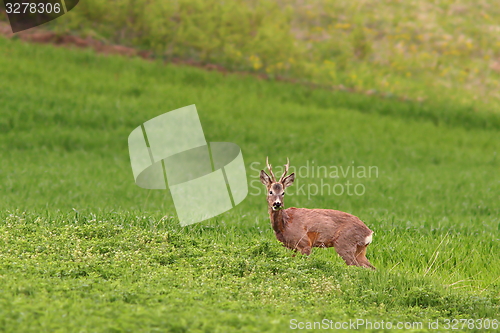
[0,21,414,101]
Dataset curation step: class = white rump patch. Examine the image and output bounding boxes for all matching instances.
[364,233,373,245]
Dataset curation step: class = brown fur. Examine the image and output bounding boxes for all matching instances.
[261,158,375,269]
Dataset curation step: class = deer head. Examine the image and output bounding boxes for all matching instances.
[260,157,295,211]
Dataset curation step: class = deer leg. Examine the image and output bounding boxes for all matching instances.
[334,244,359,266]
[293,233,312,256]
[298,246,311,256]
[355,245,376,270]
[294,242,312,256]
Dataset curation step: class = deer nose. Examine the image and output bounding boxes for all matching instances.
[273,201,282,208]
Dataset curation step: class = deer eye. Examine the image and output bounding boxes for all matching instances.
[269,191,273,195]
[282,192,285,196]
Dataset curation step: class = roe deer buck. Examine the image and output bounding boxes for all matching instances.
[260,158,375,269]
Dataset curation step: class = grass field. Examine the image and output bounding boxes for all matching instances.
[0,36,499,332]
[19,0,500,114]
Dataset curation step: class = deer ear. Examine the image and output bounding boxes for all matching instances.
[282,173,295,188]
[260,170,272,187]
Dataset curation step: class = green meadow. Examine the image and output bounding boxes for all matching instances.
[0,36,499,332]
[44,0,500,113]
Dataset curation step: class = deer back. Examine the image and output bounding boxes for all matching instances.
[281,207,373,248]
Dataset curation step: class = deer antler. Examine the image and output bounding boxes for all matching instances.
[279,158,290,183]
[266,156,277,182]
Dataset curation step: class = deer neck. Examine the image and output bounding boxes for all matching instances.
[268,207,287,233]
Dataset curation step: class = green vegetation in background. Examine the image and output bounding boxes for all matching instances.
[0,37,499,332]
[13,0,500,116]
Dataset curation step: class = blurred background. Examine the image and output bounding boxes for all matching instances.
[3,0,500,112]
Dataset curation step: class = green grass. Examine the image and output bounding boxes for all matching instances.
[18,0,500,114]
[0,37,499,332]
